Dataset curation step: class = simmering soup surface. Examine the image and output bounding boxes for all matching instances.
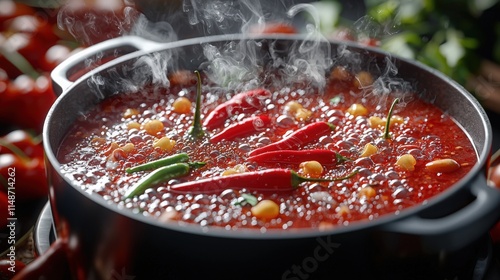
[58,68,476,230]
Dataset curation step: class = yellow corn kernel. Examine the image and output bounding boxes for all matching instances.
[153,137,176,152]
[103,142,119,156]
[294,108,312,121]
[285,101,303,115]
[143,120,164,135]
[358,186,377,199]
[158,208,179,222]
[127,121,141,130]
[354,71,374,88]
[299,160,324,178]
[360,143,378,157]
[347,104,368,117]
[369,116,385,128]
[318,221,335,231]
[330,66,352,81]
[232,164,248,173]
[221,164,248,176]
[172,97,191,114]
[396,154,417,171]
[336,205,350,216]
[221,169,238,176]
[169,70,195,86]
[369,116,404,129]
[120,143,135,154]
[251,200,280,219]
[390,115,404,126]
[123,108,139,119]
[90,137,106,147]
[425,159,460,173]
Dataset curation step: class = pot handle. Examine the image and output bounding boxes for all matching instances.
[51,36,162,96]
[381,174,500,251]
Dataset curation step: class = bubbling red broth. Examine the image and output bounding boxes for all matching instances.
[57,67,477,230]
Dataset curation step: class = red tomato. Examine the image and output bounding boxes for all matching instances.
[0,192,8,229]
[488,164,500,243]
[0,130,44,159]
[1,15,59,76]
[0,74,56,132]
[0,154,48,201]
[58,0,139,46]
[331,27,357,42]
[489,164,500,187]
[0,1,35,29]
[39,44,73,72]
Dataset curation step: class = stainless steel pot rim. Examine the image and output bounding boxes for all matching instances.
[43,33,493,240]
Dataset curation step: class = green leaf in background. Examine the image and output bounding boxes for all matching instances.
[382,33,418,59]
[439,29,466,68]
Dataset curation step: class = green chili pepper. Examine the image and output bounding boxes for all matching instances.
[125,153,190,174]
[124,162,206,199]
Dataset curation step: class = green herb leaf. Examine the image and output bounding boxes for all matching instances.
[233,193,258,207]
[330,96,342,106]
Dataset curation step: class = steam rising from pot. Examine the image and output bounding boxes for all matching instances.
[57,0,415,111]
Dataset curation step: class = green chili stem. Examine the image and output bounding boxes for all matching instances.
[126,153,190,174]
[186,70,205,141]
[383,98,400,139]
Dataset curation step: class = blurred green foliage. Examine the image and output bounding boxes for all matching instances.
[319,0,500,85]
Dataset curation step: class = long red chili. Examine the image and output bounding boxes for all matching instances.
[169,168,357,193]
[210,115,271,143]
[247,149,348,165]
[248,121,335,157]
[203,88,271,130]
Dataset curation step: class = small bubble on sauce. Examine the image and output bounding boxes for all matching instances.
[276,115,295,128]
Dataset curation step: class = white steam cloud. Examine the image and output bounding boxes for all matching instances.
[57,0,414,107]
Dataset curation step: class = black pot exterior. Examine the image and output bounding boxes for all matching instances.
[44,35,500,279]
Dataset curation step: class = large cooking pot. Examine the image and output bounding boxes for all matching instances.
[39,34,500,279]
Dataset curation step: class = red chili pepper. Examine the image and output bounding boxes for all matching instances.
[170,168,357,193]
[248,121,336,157]
[203,88,271,130]
[210,115,271,143]
[11,239,71,280]
[247,149,348,165]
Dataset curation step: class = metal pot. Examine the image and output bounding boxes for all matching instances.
[41,34,500,279]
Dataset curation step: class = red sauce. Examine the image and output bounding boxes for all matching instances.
[57,68,477,230]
